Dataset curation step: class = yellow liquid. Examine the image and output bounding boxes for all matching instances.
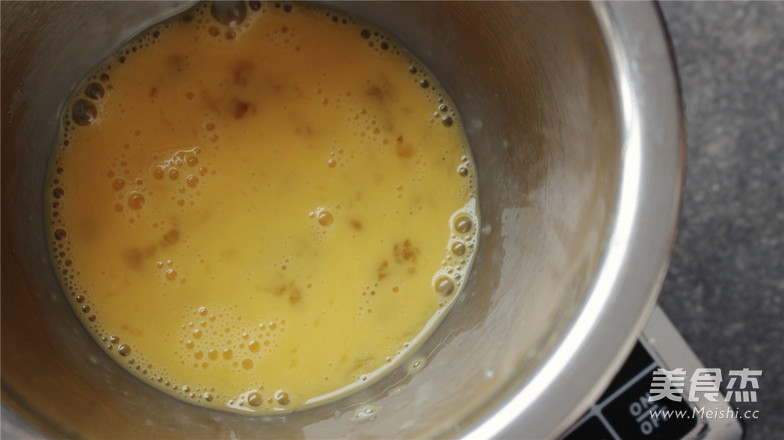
[47,1,477,413]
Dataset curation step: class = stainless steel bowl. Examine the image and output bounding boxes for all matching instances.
[1,2,684,438]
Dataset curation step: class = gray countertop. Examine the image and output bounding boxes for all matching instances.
[657,2,783,439]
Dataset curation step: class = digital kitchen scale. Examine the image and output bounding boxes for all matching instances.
[559,306,745,440]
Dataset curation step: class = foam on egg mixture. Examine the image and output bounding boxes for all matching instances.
[47,1,478,414]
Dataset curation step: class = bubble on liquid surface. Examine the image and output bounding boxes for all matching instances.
[84,82,105,100]
[451,241,466,256]
[274,390,290,405]
[72,99,97,126]
[453,216,472,234]
[351,404,379,423]
[317,210,333,226]
[128,192,146,210]
[407,356,426,374]
[118,344,132,356]
[434,276,455,296]
[248,391,263,406]
[54,228,68,240]
[210,1,247,27]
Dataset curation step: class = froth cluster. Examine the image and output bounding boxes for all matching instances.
[433,197,479,301]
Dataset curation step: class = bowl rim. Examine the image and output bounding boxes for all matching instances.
[461,2,686,438]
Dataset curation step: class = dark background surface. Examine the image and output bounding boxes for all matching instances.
[657,2,783,439]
